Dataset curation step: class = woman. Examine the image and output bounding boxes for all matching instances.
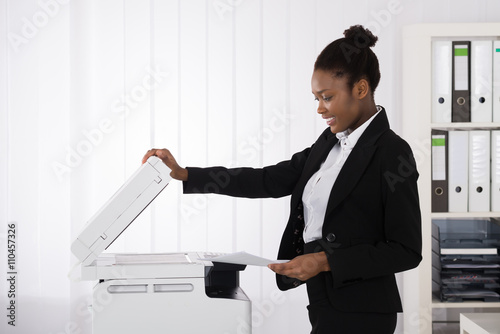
[143,25,422,334]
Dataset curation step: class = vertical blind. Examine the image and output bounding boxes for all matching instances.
[1,0,500,333]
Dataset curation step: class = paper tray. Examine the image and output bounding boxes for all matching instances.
[441,288,500,302]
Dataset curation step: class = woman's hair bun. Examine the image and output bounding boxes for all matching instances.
[343,25,378,48]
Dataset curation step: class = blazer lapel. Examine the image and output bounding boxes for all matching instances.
[325,109,390,215]
[326,144,377,213]
[291,131,338,210]
[302,133,338,184]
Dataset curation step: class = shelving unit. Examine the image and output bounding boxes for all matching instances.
[431,212,500,219]
[402,23,500,334]
[432,297,500,309]
[431,123,500,129]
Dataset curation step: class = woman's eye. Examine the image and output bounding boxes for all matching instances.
[314,97,319,102]
[323,96,332,102]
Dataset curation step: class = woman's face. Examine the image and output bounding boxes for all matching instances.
[311,69,367,134]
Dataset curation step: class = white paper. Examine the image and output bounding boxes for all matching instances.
[199,251,289,266]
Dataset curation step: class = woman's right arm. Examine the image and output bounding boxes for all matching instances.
[142,147,312,199]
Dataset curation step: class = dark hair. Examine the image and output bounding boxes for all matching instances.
[314,25,380,95]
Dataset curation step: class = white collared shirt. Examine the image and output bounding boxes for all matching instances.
[302,107,382,243]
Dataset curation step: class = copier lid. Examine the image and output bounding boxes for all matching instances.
[71,156,172,266]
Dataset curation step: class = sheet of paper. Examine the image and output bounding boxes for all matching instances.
[199,251,289,266]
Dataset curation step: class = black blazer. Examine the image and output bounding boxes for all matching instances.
[184,108,422,313]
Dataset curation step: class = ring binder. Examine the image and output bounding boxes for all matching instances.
[452,41,471,122]
[432,41,452,123]
[471,41,493,122]
[448,131,468,212]
[469,130,490,212]
[432,130,448,212]
[494,41,500,122]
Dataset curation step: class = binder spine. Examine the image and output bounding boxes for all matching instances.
[494,41,500,122]
[452,41,471,122]
[432,41,452,123]
[448,131,469,212]
[471,41,493,123]
[469,130,491,212]
[432,130,448,212]
[492,131,500,212]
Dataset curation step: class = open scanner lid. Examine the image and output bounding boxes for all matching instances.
[71,156,172,266]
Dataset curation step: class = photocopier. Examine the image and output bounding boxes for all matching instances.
[71,156,251,334]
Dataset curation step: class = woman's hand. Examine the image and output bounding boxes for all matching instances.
[268,252,330,281]
[142,148,188,181]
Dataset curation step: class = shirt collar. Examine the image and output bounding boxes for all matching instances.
[335,105,382,148]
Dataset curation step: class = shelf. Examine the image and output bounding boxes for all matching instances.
[402,22,500,334]
[404,23,500,39]
[431,123,500,130]
[432,296,500,309]
[431,212,500,219]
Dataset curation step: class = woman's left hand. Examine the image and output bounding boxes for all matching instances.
[268,252,330,281]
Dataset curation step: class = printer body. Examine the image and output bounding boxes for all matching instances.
[71,157,251,334]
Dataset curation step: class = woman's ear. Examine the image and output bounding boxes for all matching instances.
[353,79,370,100]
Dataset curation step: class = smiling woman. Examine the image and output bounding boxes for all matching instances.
[3,0,500,333]
[312,70,375,134]
[143,25,422,334]
[312,25,380,135]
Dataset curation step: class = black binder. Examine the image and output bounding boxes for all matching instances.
[431,129,448,212]
[451,41,471,122]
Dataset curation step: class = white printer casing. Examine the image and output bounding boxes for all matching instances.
[71,157,251,334]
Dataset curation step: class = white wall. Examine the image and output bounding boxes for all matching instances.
[1,0,499,333]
